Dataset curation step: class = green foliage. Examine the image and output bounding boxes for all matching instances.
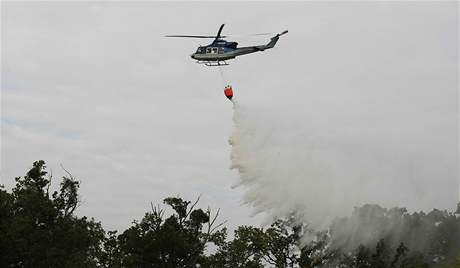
[264,219,300,267]
[224,226,266,267]
[114,196,217,267]
[206,216,330,268]
[2,161,459,267]
[299,231,331,267]
[0,160,105,267]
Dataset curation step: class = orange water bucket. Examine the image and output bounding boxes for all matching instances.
[224,86,233,100]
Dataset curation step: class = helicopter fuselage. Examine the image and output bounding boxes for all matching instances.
[187,29,287,66]
[190,38,279,64]
[191,40,240,61]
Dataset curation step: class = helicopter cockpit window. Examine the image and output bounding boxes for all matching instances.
[206,48,212,54]
[212,48,218,54]
[197,47,203,53]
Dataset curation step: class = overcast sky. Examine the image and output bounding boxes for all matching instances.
[1,2,458,231]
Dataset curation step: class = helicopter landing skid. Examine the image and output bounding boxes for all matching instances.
[196,60,229,67]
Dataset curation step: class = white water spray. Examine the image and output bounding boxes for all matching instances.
[229,100,458,231]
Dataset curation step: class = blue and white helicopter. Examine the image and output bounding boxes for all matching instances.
[166,24,288,66]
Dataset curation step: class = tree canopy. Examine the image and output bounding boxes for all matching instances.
[0,160,104,267]
[1,161,458,267]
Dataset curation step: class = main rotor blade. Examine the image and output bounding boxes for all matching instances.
[249,33,272,36]
[164,32,271,39]
[165,35,227,39]
[227,33,272,38]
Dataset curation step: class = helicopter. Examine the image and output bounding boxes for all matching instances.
[166,24,288,66]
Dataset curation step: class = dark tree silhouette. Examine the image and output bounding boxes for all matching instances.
[0,160,105,267]
[1,161,459,267]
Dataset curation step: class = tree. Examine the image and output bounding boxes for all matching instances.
[370,239,391,268]
[223,226,266,267]
[116,196,224,267]
[298,231,332,268]
[0,160,105,267]
[390,243,408,268]
[2,161,459,267]
[264,219,300,267]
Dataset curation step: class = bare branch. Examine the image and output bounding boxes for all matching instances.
[158,204,164,219]
[66,203,78,217]
[210,220,228,233]
[186,195,201,218]
[210,208,220,227]
[206,206,212,235]
[59,163,75,180]
[206,207,227,237]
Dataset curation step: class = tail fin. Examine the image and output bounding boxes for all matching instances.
[262,30,288,50]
